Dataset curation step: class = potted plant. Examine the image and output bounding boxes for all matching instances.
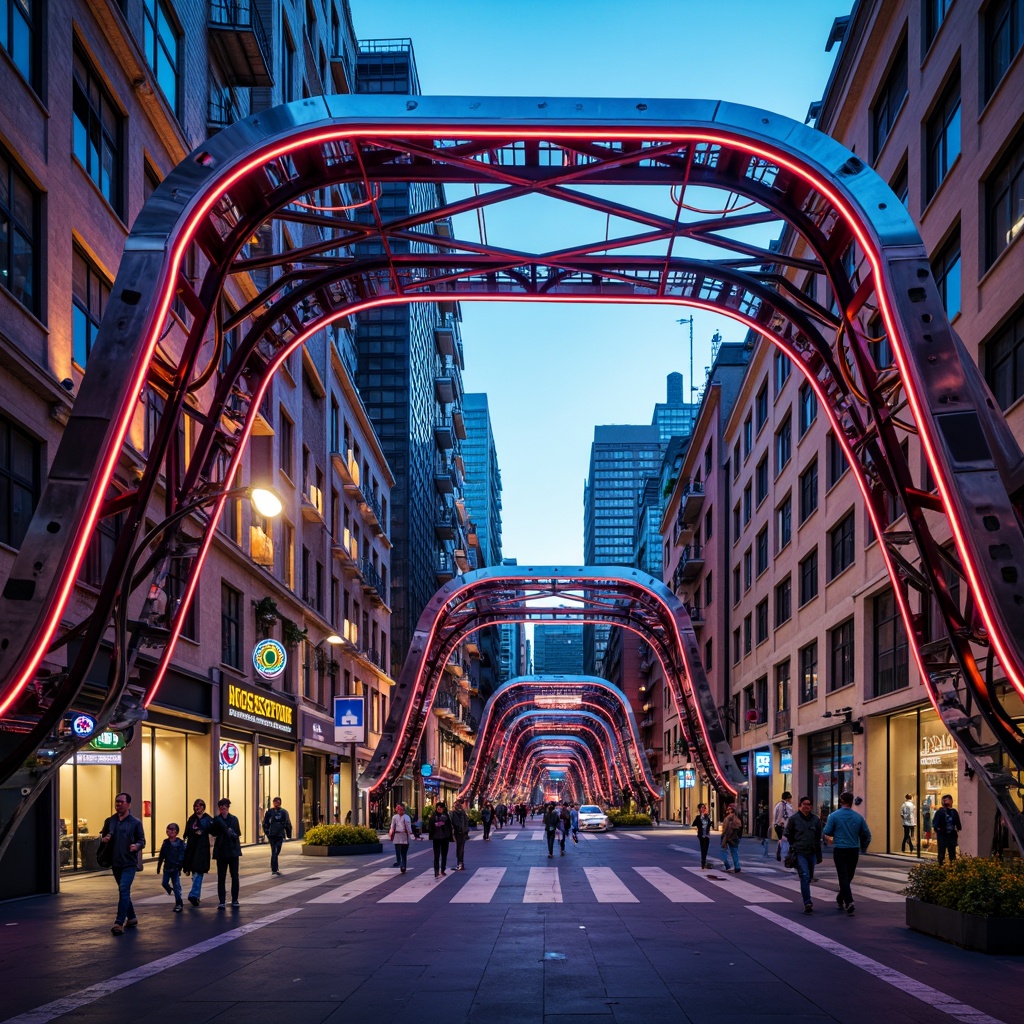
[253,596,279,639]
[302,824,383,856]
[904,856,1024,954]
[281,618,309,647]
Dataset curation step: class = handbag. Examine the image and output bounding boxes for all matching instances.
[784,849,798,869]
[95,836,113,869]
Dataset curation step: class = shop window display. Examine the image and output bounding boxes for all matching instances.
[809,725,854,821]
[58,755,121,871]
[218,739,251,844]
[141,726,212,855]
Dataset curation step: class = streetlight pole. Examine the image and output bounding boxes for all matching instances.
[677,315,694,400]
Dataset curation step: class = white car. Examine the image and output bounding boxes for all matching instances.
[577,805,610,831]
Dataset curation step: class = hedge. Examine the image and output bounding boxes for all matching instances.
[903,856,1024,917]
[303,824,380,847]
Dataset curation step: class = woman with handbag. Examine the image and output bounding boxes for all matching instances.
[389,803,413,873]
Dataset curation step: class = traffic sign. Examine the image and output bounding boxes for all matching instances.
[334,696,365,743]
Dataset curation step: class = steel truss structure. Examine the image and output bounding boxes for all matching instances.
[458,674,665,807]
[1,96,1024,858]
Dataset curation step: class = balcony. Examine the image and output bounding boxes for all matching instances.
[434,417,454,450]
[774,707,791,736]
[451,408,467,440]
[331,529,360,577]
[434,505,457,541]
[685,603,705,629]
[453,548,472,573]
[357,488,385,536]
[674,544,704,586]
[639,716,655,729]
[434,322,456,358]
[436,551,455,582]
[208,1,273,88]
[250,524,274,567]
[301,482,324,523]
[680,478,706,522]
[638,653,653,675]
[434,458,454,495]
[359,559,386,607]
[330,449,360,493]
[433,692,458,721]
[434,368,455,405]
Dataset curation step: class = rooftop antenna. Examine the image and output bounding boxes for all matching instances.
[676,315,695,397]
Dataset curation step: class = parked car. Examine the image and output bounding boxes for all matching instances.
[578,805,610,831]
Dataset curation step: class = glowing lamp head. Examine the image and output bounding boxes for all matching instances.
[250,487,283,519]
[325,634,343,645]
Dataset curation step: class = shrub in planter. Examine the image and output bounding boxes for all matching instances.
[304,825,380,847]
[467,808,482,826]
[903,856,1024,917]
[607,812,651,828]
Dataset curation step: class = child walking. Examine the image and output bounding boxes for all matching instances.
[157,823,186,912]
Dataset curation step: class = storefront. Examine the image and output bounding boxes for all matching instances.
[220,678,298,844]
[808,724,855,820]
[886,705,958,857]
[58,741,122,873]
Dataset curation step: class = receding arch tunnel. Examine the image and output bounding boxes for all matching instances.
[2,95,1024,852]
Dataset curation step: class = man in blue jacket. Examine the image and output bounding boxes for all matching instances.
[822,792,871,915]
[99,792,146,935]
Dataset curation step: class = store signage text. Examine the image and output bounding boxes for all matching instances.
[75,751,122,765]
[780,748,793,774]
[219,742,241,770]
[221,679,297,739]
[678,769,696,788]
[754,751,772,777]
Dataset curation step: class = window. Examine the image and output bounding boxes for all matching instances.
[775,576,792,628]
[925,70,960,200]
[704,638,713,673]
[799,548,818,605]
[743,414,752,458]
[891,162,909,208]
[1,0,40,89]
[756,526,769,576]
[732,442,741,480]
[776,659,791,716]
[826,431,848,488]
[774,349,791,393]
[932,227,961,320]
[799,642,818,704]
[776,494,792,552]
[72,246,111,368]
[756,599,769,645]
[985,123,1024,267]
[798,382,817,436]
[985,0,1024,101]
[755,380,768,431]
[704,572,712,607]
[279,410,294,478]
[0,144,39,313]
[280,519,294,589]
[732,565,741,605]
[775,413,792,474]
[743,614,752,655]
[872,37,908,158]
[985,302,1024,410]
[704,441,713,476]
[873,586,909,695]
[828,511,855,578]
[755,455,768,505]
[799,458,818,523]
[0,412,39,548]
[743,547,752,591]
[924,0,952,51]
[143,0,181,115]
[743,482,752,525]
[829,618,855,692]
[73,44,123,213]
[733,627,741,665]
[221,582,242,669]
[732,503,741,540]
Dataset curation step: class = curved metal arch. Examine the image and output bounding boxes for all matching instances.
[1,95,1023,851]
[497,736,611,805]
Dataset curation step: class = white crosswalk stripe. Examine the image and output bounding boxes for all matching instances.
[620,833,647,841]
[378,868,451,903]
[247,869,355,905]
[763,870,906,903]
[531,831,546,841]
[450,867,506,903]
[584,866,638,903]
[683,866,789,902]
[633,866,712,903]
[503,833,518,841]
[137,868,281,905]
[308,867,395,903]
[602,833,620,840]
[524,867,562,903]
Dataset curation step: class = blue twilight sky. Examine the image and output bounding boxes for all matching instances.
[349,0,847,566]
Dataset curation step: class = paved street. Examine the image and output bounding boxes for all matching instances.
[0,823,1019,1024]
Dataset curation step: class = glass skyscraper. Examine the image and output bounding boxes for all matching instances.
[462,393,503,569]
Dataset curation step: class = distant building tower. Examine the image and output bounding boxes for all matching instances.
[533,625,585,675]
[462,394,503,568]
[652,372,697,441]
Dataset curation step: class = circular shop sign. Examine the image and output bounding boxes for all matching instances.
[252,638,287,678]
[219,742,241,770]
[71,714,96,739]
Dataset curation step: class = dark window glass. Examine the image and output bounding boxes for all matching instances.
[704,638,713,673]
[798,382,817,436]
[704,441,712,475]
[82,503,121,588]
[704,572,712,607]
[799,642,818,703]
[775,413,792,475]
[743,482,752,525]
[985,0,1024,101]
[926,70,960,200]
[0,412,40,548]
[827,431,848,488]
[166,535,197,640]
[932,227,961,320]
[755,454,768,505]
[756,599,768,645]
[799,457,818,523]
[872,37,908,158]
[0,144,39,313]
[756,526,768,576]
[73,44,123,213]
[755,380,768,431]
[774,349,791,393]
[142,0,180,115]
[743,414,752,457]
[1,0,40,90]
[776,659,791,713]
[221,582,242,668]
[743,613,752,655]
[873,587,909,696]
[279,410,294,477]
[984,302,1024,410]
[924,0,952,51]
[774,576,792,628]
[743,547,752,591]
[828,510,856,578]
[776,495,792,552]
[799,548,818,605]
[829,618,855,692]
[891,162,910,208]
[985,122,1024,268]
[72,246,111,368]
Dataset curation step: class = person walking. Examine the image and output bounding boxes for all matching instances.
[428,800,454,876]
[157,822,186,912]
[900,794,917,854]
[691,803,714,869]
[822,792,872,914]
[569,803,580,843]
[772,791,793,861]
[932,793,962,865]
[557,803,571,855]
[388,803,413,873]
[451,797,471,870]
[650,801,660,827]
[543,802,560,858]
[182,799,213,907]
[99,792,146,935]
[719,803,743,872]
[208,798,243,908]
[261,797,293,876]
[481,800,494,841]
[784,796,823,913]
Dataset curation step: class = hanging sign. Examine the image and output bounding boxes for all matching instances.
[89,730,126,751]
[754,751,772,777]
[780,748,793,774]
[70,714,96,739]
[219,741,241,770]
[222,678,297,739]
[678,769,696,788]
[334,697,365,743]
[252,639,287,678]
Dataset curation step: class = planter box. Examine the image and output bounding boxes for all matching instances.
[906,899,1024,954]
[302,842,383,857]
